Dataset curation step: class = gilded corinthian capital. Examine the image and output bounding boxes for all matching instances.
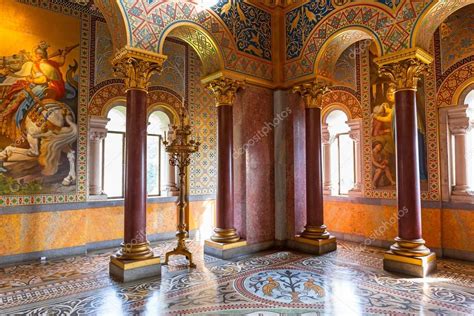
[206,77,244,107]
[374,48,433,91]
[112,46,167,92]
[292,80,331,108]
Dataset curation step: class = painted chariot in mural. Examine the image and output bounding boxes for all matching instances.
[0,41,79,194]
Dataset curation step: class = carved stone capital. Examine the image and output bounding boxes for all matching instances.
[89,116,109,142]
[90,129,107,142]
[206,77,244,107]
[112,46,167,92]
[347,118,362,143]
[375,48,433,91]
[448,106,474,135]
[321,129,332,145]
[292,80,331,108]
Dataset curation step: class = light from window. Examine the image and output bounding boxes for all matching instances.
[147,111,171,196]
[465,89,474,108]
[103,106,126,198]
[325,109,354,195]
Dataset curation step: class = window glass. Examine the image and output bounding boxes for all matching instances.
[464,90,474,108]
[325,109,354,195]
[103,132,124,198]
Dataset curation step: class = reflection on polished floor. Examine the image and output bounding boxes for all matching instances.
[0,240,473,315]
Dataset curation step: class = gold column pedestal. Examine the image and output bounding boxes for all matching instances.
[114,242,154,261]
[390,237,431,257]
[300,225,330,240]
[210,228,241,243]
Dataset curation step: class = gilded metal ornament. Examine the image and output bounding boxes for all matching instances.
[374,47,433,91]
[112,46,167,92]
[292,80,331,108]
[206,77,244,107]
[162,106,200,268]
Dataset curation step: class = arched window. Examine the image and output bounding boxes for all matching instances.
[446,87,474,202]
[102,106,173,199]
[325,109,355,195]
[466,90,474,184]
[103,105,126,198]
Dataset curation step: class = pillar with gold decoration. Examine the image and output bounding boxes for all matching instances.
[290,80,337,255]
[203,76,247,259]
[109,47,167,282]
[375,48,436,277]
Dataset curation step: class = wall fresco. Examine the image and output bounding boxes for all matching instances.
[0,0,81,196]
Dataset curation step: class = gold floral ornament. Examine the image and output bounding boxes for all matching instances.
[206,77,244,106]
[374,47,433,91]
[112,46,167,92]
[292,80,331,108]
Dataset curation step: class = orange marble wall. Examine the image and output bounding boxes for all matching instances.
[442,209,474,252]
[0,200,214,257]
[324,201,473,253]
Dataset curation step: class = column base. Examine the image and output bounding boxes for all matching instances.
[210,227,240,243]
[109,256,161,283]
[204,239,247,260]
[383,251,437,277]
[290,235,337,255]
[451,188,474,203]
[348,187,363,197]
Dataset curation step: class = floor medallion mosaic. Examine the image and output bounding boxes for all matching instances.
[0,241,473,315]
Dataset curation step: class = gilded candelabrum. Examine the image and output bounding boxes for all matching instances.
[162,106,200,268]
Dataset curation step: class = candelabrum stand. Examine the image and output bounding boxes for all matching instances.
[162,108,200,268]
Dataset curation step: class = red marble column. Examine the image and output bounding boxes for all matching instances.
[292,81,332,240]
[215,105,235,233]
[206,77,243,244]
[121,88,152,258]
[376,51,433,259]
[110,47,165,262]
[394,90,422,240]
[305,107,325,229]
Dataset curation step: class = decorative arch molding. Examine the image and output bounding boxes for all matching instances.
[111,0,272,81]
[88,83,183,117]
[437,61,474,107]
[322,103,353,123]
[410,0,473,52]
[285,5,392,82]
[160,22,224,77]
[322,90,362,119]
[94,0,128,51]
[315,28,381,82]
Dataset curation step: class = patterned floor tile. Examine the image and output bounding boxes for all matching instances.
[0,240,473,315]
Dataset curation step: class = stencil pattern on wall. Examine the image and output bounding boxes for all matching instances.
[188,50,217,195]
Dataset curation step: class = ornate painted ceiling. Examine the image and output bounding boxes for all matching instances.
[82,0,472,86]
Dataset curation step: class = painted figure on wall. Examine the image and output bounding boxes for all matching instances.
[370,81,396,188]
[0,41,79,194]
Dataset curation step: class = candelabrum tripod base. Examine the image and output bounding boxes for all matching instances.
[164,247,196,268]
[163,231,196,268]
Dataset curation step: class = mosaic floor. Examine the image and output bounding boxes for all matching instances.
[0,240,473,315]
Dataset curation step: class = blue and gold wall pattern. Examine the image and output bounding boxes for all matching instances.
[286,0,336,60]
[212,0,272,61]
